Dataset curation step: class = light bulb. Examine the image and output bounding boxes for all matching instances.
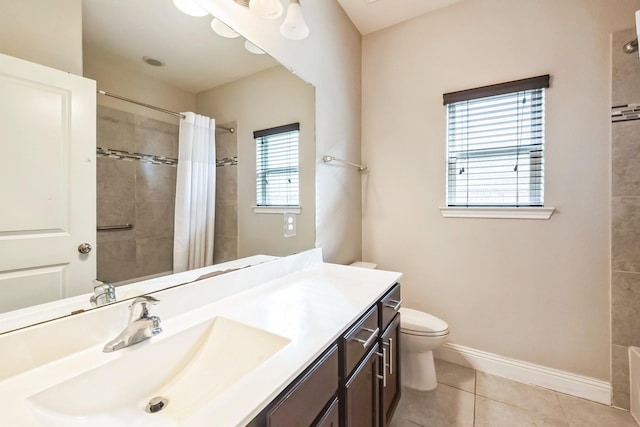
[280,0,309,40]
[249,0,283,20]
[211,18,240,38]
[244,40,266,55]
[173,0,208,17]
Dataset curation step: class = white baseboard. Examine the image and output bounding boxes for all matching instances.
[434,342,611,405]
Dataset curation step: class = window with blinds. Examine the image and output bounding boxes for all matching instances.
[444,75,549,207]
[255,123,300,207]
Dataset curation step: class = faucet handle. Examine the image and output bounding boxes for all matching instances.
[129,295,160,320]
[131,295,159,306]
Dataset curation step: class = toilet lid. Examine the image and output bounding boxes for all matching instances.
[400,307,449,335]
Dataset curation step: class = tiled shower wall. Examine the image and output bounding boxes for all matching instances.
[96,106,178,283]
[214,122,239,264]
[611,28,640,410]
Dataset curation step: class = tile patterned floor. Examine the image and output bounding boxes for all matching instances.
[390,359,639,427]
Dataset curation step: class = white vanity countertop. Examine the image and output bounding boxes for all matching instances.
[0,249,402,426]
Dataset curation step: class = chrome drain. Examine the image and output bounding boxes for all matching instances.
[145,396,169,413]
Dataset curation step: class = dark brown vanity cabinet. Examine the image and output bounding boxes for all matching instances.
[340,305,381,427]
[246,283,401,427]
[344,343,381,426]
[379,314,401,426]
[379,285,402,426]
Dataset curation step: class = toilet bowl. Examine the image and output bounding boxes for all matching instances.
[400,307,449,391]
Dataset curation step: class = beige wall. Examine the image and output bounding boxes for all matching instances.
[199,0,363,264]
[361,0,640,381]
[197,66,316,257]
[0,0,82,75]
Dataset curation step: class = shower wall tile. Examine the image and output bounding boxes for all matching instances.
[97,106,135,152]
[214,236,238,264]
[136,237,173,278]
[135,116,179,159]
[612,28,640,107]
[612,344,631,410]
[612,197,640,273]
[97,157,136,245]
[97,107,179,284]
[216,165,238,202]
[97,199,135,244]
[96,157,135,201]
[612,120,640,197]
[612,271,640,347]
[136,163,176,202]
[96,240,137,283]
[214,201,237,238]
[135,200,175,240]
[216,121,238,159]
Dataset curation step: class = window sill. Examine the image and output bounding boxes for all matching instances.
[252,206,301,214]
[439,206,555,220]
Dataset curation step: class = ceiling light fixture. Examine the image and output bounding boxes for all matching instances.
[174,0,309,56]
[280,0,309,41]
[244,40,266,55]
[211,18,240,38]
[233,0,309,41]
[172,0,208,17]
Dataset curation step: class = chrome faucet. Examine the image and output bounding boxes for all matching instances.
[103,295,162,353]
[90,281,116,307]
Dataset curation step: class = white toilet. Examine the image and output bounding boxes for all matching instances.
[349,261,450,391]
[399,307,449,391]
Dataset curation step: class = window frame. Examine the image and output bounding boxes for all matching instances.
[253,122,301,213]
[440,75,554,219]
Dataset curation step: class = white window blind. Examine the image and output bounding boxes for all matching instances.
[255,123,300,206]
[444,75,549,207]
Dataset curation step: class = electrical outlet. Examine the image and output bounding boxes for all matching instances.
[283,212,296,237]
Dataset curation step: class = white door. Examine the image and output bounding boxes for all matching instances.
[0,53,96,313]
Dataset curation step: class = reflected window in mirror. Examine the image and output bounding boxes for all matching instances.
[255,123,300,207]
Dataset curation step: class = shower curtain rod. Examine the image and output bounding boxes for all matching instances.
[96,90,235,133]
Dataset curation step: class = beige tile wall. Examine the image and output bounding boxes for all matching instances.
[611,27,640,410]
[214,121,238,264]
[96,105,177,283]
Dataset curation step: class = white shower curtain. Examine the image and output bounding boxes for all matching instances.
[173,112,216,273]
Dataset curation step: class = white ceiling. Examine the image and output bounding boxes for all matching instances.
[336,0,463,35]
[81,0,463,94]
[82,0,278,94]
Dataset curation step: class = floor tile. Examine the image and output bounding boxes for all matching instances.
[475,395,569,427]
[476,372,566,424]
[389,385,475,427]
[392,362,639,427]
[557,393,639,427]
[435,359,476,393]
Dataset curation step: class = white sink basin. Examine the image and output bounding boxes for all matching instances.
[26,316,290,426]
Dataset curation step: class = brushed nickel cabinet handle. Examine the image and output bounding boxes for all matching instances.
[352,327,380,348]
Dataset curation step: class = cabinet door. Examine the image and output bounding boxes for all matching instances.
[345,344,380,427]
[315,398,339,427]
[380,314,401,426]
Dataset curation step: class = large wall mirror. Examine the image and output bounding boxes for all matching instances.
[0,0,315,334]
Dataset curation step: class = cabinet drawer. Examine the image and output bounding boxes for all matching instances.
[267,344,338,427]
[342,305,379,379]
[379,283,401,332]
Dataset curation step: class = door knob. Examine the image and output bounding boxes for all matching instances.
[78,243,92,254]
